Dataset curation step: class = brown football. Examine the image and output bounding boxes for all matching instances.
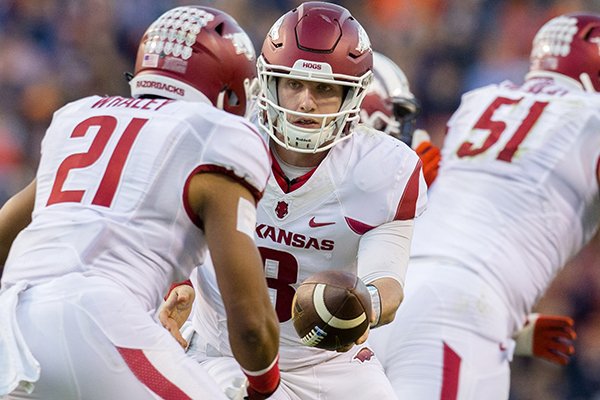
[291,270,372,351]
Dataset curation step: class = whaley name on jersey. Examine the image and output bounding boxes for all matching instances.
[91,95,174,111]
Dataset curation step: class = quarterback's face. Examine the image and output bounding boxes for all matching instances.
[277,78,344,128]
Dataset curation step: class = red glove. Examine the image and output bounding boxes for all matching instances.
[163,279,193,301]
[411,130,441,187]
[513,313,576,366]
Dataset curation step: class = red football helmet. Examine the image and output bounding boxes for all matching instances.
[130,6,257,116]
[257,2,373,153]
[360,52,421,146]
[527,12,600,92]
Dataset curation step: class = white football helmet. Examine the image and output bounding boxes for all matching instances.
[360,52,421,146]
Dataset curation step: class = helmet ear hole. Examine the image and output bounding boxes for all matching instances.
[227,90,239,107]
[584,26,600,41]
[215,22,225,36]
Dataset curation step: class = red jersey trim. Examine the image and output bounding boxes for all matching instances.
[271,156,318,193]
[596,156,600,187]
[441,342,461,400]
[164,279,193,301]
[183,164,264,229]
[345,217,376,235]
[394,159,422,221]
[117,347,191,400]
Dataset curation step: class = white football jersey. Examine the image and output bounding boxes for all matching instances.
[192,125,427,367]
[2,95,270,311]
[411,78,600,331]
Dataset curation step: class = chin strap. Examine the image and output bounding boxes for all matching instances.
[579,73,597,93]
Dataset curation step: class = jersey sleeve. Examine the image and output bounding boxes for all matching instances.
[332,129,428,229]
[200,116,271,201]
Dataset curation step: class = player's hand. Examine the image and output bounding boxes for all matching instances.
[225,377,248,400]
[336,307,373,353]
[411,129,440,187]
[158,284,195,348]
[513,313,576,366]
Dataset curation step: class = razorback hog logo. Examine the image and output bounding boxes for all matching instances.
[302,62,322,70]
[353,347,375,363]
[275,201,289,219]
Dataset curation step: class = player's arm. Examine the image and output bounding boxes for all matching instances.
[0,179,36,270]
[187,172,280,397]
[356,144,427,330]
[357,219,414,328]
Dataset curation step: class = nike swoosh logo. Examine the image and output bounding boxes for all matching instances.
[309,217,335,228]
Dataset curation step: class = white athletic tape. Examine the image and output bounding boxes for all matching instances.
[236,197,256,240]
[367,284,381,328]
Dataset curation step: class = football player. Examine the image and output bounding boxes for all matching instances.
[367,12,599,399]
[177,2,427,399]
[0,6,279,399]
[362,50,577,388]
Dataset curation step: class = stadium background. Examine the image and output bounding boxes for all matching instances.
[0,0,599,398]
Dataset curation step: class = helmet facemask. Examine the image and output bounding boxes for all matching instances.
[359,108,400,136]
[257,57,372,153]
[392,97,421,147]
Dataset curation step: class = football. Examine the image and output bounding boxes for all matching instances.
[291,270,372,351]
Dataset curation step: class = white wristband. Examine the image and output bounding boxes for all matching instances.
[367,284,381,328]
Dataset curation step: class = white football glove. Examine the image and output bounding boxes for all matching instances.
[225,377,249,400]
[411,129,431,150]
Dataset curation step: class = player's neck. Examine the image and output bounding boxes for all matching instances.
[271,147,314,180]
[271,143,328,168]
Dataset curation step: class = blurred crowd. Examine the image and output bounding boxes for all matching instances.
[1,0,599,398]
